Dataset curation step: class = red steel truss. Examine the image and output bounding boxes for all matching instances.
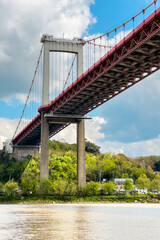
[13,8,160,146]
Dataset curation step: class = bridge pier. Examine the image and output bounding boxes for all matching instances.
[40,111,49,179]
[44,113,91,186]
[40,36,87,184]
[77,119,86,187]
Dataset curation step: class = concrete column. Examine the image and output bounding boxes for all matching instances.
[40,37,86,181]
[77,119,86,186]
[40,111,49,179]
[40,41,50,179]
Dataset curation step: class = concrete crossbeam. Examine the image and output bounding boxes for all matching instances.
[44,113,91,123]
[13,145,39,162]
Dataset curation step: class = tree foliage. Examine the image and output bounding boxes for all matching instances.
[124,179,133,192]
[0,150,28,183]
[51,178,76,196]
[154,161,160,171]
[150,174,160,191]
[4,179,19,197]
[135,174,150,190]
[39,178,52,195]
[101,181,115,195]
[20,158,39,195]
[84,181,100,196]
[85,139,100,155]
[1,141,160,198]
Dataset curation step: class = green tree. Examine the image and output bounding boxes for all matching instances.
[21,171,39,195]
[4,180,19,197]
[52,178,68,196]
[0,182,3,189]
[102,157,116,181]
[39,178,52,195]
[0,164,5,182]
[85,140,100,155]
[154,161,160,171]
[86,154,99,181]
[130,167,145,181]
[51,179,76,196]
[20,158,40,195]
[49,155,77,181]
[101,181,115,195]
[150,174,160,192]
[0,182,5,196]
[84,181,100,196]
[135,174,150,190]
[124,179,133,192]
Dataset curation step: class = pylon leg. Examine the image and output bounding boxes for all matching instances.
[77,119,86,187]
[40,112,49,179]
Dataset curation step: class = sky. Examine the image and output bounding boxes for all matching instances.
[0,0,160,157]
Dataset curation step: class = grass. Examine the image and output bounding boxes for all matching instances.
[0,194,159,204]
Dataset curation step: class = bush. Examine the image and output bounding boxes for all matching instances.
[39,178,52,195]
[84,181,100,196]
[101,181,115,195]
[66,181,77,196]
[0,182,3,190]
[21,172,39,195]
[51,178,76,196]
[4,180,19,197]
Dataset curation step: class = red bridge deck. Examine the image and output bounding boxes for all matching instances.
[13,8,160,146]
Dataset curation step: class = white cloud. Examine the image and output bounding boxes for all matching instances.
[53,116,106,145]
[49,115,160,157]
[99,137,160,157]
[0,118,18,149]
[0,41,11,63]
[0,118,32,149]
[1,114,160,157]
[0,0,96,100]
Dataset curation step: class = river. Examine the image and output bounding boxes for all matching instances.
[0,203,159,240]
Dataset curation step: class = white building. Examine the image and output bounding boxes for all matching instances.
[113,178,134,185]
[3,139,12,154]
[133,188,148,194]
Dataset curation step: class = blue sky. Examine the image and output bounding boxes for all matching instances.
[90,0,150,33]
[0,0,160,156]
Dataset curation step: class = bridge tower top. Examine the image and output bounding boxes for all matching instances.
[41,35,86,105]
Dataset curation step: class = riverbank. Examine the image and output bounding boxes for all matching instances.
[0,194,160,204]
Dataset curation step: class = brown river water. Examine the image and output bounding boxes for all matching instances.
[0,203,159,240]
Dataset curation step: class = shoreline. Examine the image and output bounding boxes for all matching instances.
[0,201,160,208]
[1,194,160,205]
[0,199,160,205]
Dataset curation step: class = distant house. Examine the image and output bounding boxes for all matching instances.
[3,139,12,154]
[133,188,148,194]
[113,178,134,185]
[113,178,134,192]
[102,179,107,183]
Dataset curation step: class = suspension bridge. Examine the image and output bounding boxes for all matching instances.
[10,1,160,186]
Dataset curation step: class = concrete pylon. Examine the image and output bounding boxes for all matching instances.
[40,39,50,180]
[40,35,86,183]
[40,111,49,179]
[77,119,86,187]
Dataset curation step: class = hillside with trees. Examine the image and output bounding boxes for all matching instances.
[0,139,160,201]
